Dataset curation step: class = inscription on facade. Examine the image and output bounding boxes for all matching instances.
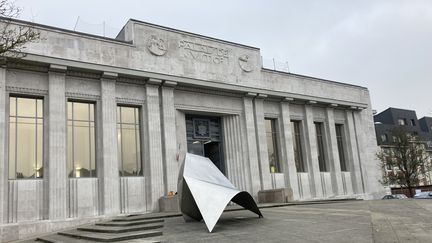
[179,40,229,64]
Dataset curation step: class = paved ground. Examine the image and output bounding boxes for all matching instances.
[158,200,432,243]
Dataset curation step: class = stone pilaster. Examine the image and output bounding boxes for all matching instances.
[0,63,6,223]
[242,95,261,195]
[47,64,68,220]
[160,81,178,194]
[253,94,272,190]
[303,104,322,198]
[345,110,364,194]
[100,72,120,215]
[324,107,343,196]
[222,115,248,191]
[145,79,164,211]
[279,100,300,199]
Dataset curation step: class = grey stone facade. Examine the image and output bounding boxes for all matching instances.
[0,18,384,241]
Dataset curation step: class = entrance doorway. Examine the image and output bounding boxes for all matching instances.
[186,115,224,174]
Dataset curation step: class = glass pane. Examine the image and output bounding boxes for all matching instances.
[73,102,89,121]
[8,120,16,179]
[117,106,121,123]
[73,122,91,178]
[36,123,43,178]
[89,103,94,122]
[67,124,73,177]
[121,107,136,124]
[17,97,36,117]
[90,125,96,177]
[9,97,16,117]
[16,118,36,178]
[136,125,142,175]
[117,127,122,176]
[67,102,72,120]
[134,108,139,124]
[122,125,138,175]
[265,119,272,133]
[37,99,43,118]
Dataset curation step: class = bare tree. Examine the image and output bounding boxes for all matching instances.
[377,127,431,197]
[0,0,40,57]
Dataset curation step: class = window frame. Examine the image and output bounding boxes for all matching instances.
[335,124,348,172]
[67,100,97,178]
[291,120,307,172]
[264,118,281,173]
[117,105,143,177]
[8,95,45,180]
[314,122,328,172]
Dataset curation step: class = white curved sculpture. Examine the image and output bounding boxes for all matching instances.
[178,153,263,232]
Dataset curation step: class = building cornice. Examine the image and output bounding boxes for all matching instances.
[16,54,369,109]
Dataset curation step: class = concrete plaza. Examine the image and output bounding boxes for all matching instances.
[158,200,432,243]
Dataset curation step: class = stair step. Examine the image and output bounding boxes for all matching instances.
[96,218,164,227]
[58,229,162,242]
[77,223,163,233]
[112,213,178,222]
[37,234,96,243]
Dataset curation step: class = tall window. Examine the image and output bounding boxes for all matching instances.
[335,124,348,171]
[291,120,306,172]
[67,101,96,178]
[315,122,328,172]
[8,97,43,179]
[265,118,281,173]
[117,106,142,176]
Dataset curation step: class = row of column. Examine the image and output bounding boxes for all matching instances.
[242,94,365,199]
[0,64,180,223]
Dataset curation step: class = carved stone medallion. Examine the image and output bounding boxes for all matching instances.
[147,35,167,56]
[238,54,253,72]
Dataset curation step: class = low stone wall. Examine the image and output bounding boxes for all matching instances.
[159,195,180,212]
[258,188,293,203]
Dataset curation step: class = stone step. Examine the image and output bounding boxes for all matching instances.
[96,218,164,227]
[58,229,162,242]
[37,234,97,243]
[77,223,163,233]
[112,213,178,222]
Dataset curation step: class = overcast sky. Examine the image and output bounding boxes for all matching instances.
[15,0,432,117]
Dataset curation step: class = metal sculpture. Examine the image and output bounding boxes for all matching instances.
[178,153,263,232]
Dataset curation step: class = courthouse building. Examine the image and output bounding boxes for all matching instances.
[0,17,383,240]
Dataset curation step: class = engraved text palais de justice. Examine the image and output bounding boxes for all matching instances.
[178,40,229,65]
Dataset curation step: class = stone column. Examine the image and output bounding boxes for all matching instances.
[279,99,299,199]
[324,106,343,196]
[47,64,68,220]
[345,110,364,194]
[0,62,6,223]
[303,103,322,198]
[100,72,120,215]
[253,94,272,190]
[160,81,178,194]
[145,78,164,211]
[242,95,261,195]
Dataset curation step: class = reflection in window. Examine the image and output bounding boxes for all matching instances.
[335,124,348,172]
[67,101,96,178]
[315,122,328,172]
[265,118,281,173]
[9,97,44,179]
[291,120,306,172]
[117,106,142,176]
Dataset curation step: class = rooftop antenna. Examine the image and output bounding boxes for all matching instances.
[73,16,80,31]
